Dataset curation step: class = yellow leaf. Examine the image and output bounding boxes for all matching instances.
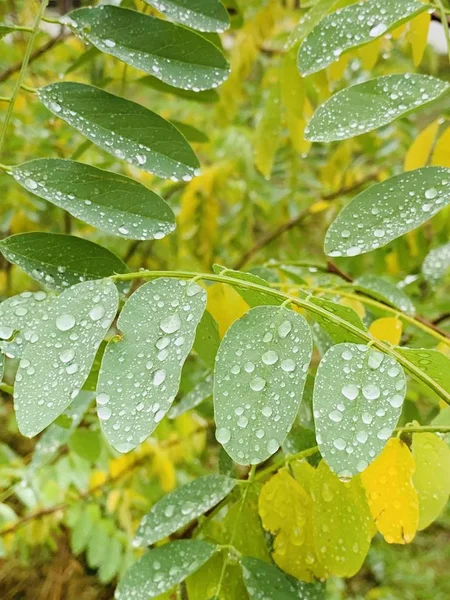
[290,459,316,495]
[207,283,249,337]
[391,23,407,40]
[259,468,326,581]
[407,11,431,66]
[340,297,366,320]
[89,470,107,494]
[412,433,450,530]
[327,52,351,81]
[106,489,122,514]
[309,200,330,214]
[431,126,450,168]
[361,438,419,544]
[357,38,382,70]
[312,461,373,577]
[369,317,402,345]
[152,446,176,492]
[404,120,440,171]
[386,251,400,275]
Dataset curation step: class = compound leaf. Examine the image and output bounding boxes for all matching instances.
[143,0,230,32]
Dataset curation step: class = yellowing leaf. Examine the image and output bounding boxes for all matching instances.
[404,120,440,171]
[412,433,450,530]
[290,459,316,495]
[259,468,326,582]
[309,200,330,214]
[357,37,382,70]
[386,251,400,275]
[89,470,107,494]
[312,460,373,577]
[408,11,431,66]
[361,438,419,544]
[369,317,402,345]
[340,297,366,320]
[431,126,450,168]
[391,23,407,40]
[207,283,249,337]
[327,52,351,81]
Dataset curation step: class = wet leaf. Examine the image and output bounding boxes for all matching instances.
[12,159,175,240]
[354,274,416,316]
[313,343,406,478]
[116,540,216,600]
[396,348,450,397]
[306,75,449,142]
[193,310,220,367]
[298,0,426,75]
[422,242,450,284]
[325,167,450,257]
[134,474,236,546]
[361,438,419,543]
[407,11,431,66]
[213,266,282,308]
[312,460,373,577]
[214,306,312,465]
[143,0,230,32]
[412,433,450,530]
[169,373,213,418]
[308,297,367,344]
[14,280,118,437]
[286,0,340,50]
[139,75,219,103]
[207,283,249,337]
[0,233,128,291]
[38,82,199,180]
[97,278,206,453]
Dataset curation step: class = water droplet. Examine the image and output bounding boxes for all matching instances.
[216,427,231,444]
[341,384,358,400]
[153,369,166,386]
[277,320,292,339]
[250,376,266,391]
[362,384,380,400]
[89,305,105,321]
[262,350,278,365]
[59,349,75,363]
[160,314,181,334]
[56,313,75,331]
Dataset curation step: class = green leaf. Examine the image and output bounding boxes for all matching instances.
[97,278,206,453]
[12,159,175,240]
[396,348,450,396]
[98,536,122,583]
[168,373,213,418]
[298,0,427,76]
[143,0,230,32]
[67,6,229,90]
[354,275,416,316]
[286,0,340,50]
[422,242,450,284]
[308,297,367,344]
[313,343,406,479]
[213,265,282,307]
[325,167,450,257]
[139,75,219,103]
[0,24,17,38]
[116,540,216,600]
[241,556,325,600]
[68,429,101,463]
[134,474,236,546]
[306,75,449,142]
[194,310,220,368]
[171,120,209,143]
[214,306,312,465]
[14,279,118,437]
[37,82,199,181]
[0,233,128,291]
[87,521,110,568]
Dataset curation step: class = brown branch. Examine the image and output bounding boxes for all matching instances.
[0,27,68,84]
[233,173,379,270]
[433,312,450,326]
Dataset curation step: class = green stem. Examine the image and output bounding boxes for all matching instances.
[20,83,36,93]
[111,270,450,405]
[255,446,319,481]
[0,163,12,172]
[396,424,450,435]
[0,97,11,103]
[3,24,34,33]
[436,0,450,62]
[0,383,14,395]
[0,0,49,159]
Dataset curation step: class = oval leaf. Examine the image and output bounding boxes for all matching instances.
[313,343,406,478]
[214,306,312,465]
[0,232,128,291]
[67,6,229,90]
[14,279,118,437]
[116,540,216,600]
[241,556,325,600]
[134,474,236,546]
[12,159,175,240]
[309,297,367,344]
[422,242,450,284]
[305,75,449,142]
[144,0,230,32]
[298,0,427,76]
[397,347,450,397]
[325,167,450,257]
[354,274,416,316]
[38,82,199,181]
[97,278,206,453]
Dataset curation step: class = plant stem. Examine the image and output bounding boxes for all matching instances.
[0,383,14,395]
[111,269,450,405]
[0,0,49,160]
[435,0,450,62]
[0,163,12,172]
[0,97,11,103]
[396,424,450,435]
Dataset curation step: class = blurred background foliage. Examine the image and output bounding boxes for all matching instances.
[1,0,450,598]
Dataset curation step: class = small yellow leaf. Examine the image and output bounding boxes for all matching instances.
[312,460,373,577]
[407,11,431,66]
[207,283,249,337]
[412,433,450,530]
[404,120,440,171]
[361,438,419,544]
[369,317,402,345]
[309,200,330,214]
[340,297,366,320]
[259,468,326,581]
[386,251,400,275]
[89,470,107,493]
[431,126,450,168]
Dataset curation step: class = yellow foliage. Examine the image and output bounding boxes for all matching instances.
[431,126,450,168]
[309,200,330,214]
[369,317,402,345]
[106,489,122,514]
[281,49,307,155]
[404,120,439,171]
[361,438,419,544]
[207,283,249,337]
[357,38,382,70]
[151,446,176,492]
[290,459,316,495]
[340,297,366,320]
[386,251,400,275]
[89,470,108,494]
[412,433,450,530]
[328,52,351,81]
[259,468,326,582]
[407,12,431,66]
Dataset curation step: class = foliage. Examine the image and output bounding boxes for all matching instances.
[1,0,450,598]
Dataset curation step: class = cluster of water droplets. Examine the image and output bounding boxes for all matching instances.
[145,0,229,33]
[37,82,200,182]
[422,242,450,285]
[14,280,118,437]
[307,74,449,143]
[13,160,175,241]
[96,279,206,453]
[326,166,450,257]
[299,0,427,76]
[355,274,416,316]
[214,306,312,465]
[313,343,406,480]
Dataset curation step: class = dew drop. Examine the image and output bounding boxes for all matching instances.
[56,313,75,331]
